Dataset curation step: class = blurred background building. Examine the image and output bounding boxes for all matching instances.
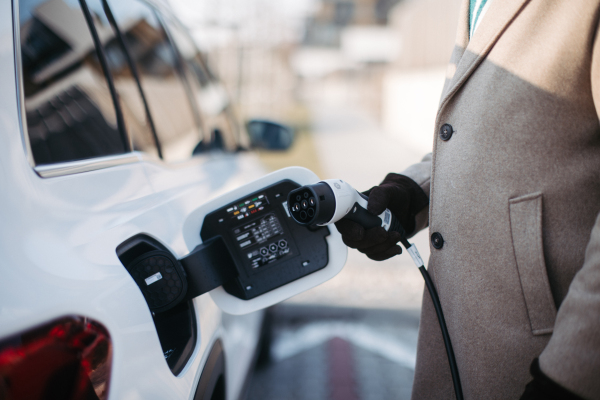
[168,0,460,154]
[166,0,461,398]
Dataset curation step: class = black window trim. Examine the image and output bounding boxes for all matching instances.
[100,0,163,159]
[78,0,131,153]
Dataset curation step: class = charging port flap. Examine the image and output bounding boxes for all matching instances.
[119,167,348,318]
[180,236,237,301]
[183,167,348,315]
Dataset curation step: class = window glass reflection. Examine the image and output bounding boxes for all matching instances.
[84,0,159,157]
[163,20,211,88]
[161,16,241,152]
[106,0,202,162]
[20,0,125,165]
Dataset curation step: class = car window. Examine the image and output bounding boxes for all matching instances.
[105,0,203,163]
[161,18,211,88]
[19,0,127,165]
[161,16,242,152]
[83,0,160,158]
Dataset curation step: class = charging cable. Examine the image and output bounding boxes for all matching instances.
[287,180,464,399]
[399,237,464,400]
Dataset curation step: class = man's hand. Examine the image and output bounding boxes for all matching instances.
[334,173,428,261]
[334,220,404,261]
[520,359,583,400]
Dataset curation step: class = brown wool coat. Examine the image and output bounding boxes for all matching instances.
[400,0,600,399]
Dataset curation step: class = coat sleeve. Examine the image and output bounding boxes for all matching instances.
[538,213,600,399]
[538,21,600,400]
[400,152,432,235]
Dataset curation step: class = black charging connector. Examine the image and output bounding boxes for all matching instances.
[285,178,464,399]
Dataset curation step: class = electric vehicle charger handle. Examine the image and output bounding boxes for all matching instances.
[287,179,401,234]
[287,178,464,400]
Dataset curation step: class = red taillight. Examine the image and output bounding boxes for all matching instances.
[0,316,112,400]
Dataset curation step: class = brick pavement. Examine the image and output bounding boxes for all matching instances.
[245,305,418,400]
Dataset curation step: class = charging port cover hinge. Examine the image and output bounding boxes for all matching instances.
[180,236,237,301]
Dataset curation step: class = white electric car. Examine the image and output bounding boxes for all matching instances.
[0,0,346,399]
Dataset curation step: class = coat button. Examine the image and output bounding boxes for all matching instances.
[439,124,453,141]
[431,232,444,249]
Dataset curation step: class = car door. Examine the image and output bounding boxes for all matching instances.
[8,0,267,397]
[0,0,346,399]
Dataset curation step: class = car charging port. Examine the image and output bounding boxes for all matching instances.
[115,179,336,369]
[116,234,197,375]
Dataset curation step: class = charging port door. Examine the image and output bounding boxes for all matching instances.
[201,180,329,299]
[117,168,347,318]
[186,167,347,315]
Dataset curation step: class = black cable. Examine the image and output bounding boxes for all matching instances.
[397,237,464,399]
[418,264,464,400]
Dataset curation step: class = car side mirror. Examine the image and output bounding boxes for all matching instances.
[247,119,294,150]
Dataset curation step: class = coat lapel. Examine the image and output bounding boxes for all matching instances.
[439,0,532,110]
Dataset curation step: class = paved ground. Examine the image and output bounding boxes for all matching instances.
[246,305,419,400]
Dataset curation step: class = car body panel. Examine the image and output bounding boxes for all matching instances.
[0,1,266,398]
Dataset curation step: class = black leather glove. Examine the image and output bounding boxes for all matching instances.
[334,173,428,261]
[520,359,583,400]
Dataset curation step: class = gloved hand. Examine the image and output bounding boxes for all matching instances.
[334,173,428,261]
[520,359,583,400]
